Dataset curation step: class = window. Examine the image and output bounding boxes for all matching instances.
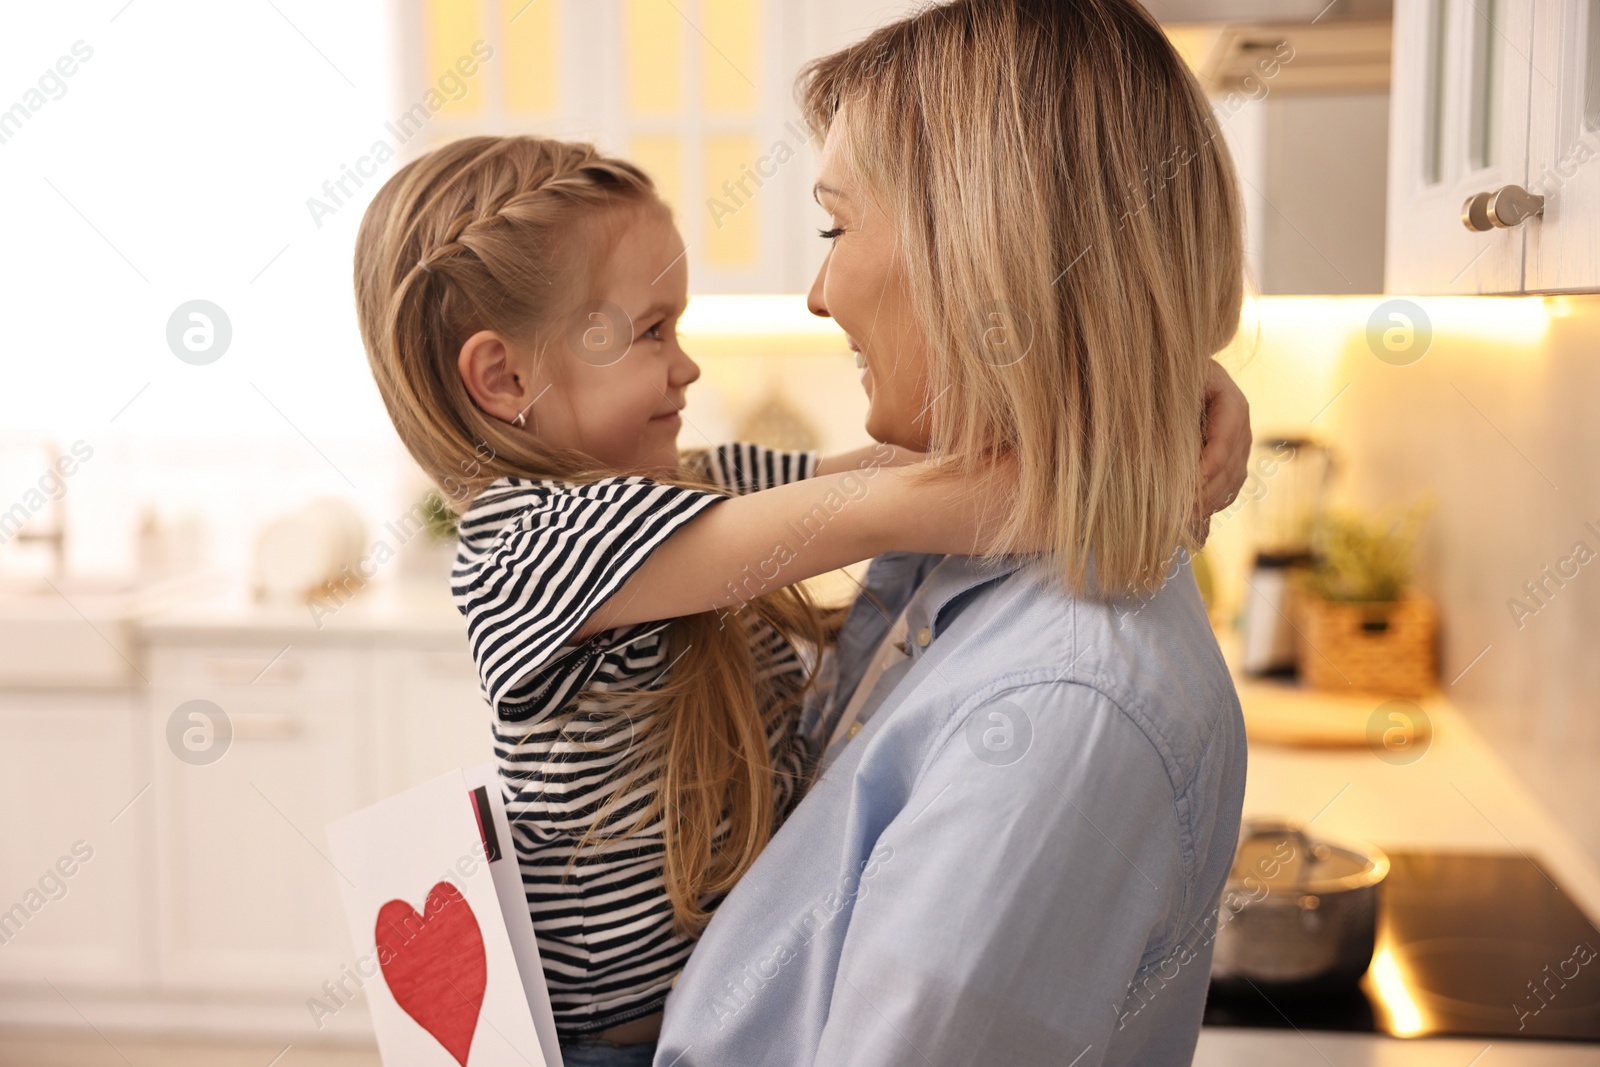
[399,0,814,292]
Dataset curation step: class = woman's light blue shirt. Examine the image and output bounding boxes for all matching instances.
[655,550,1247,1067]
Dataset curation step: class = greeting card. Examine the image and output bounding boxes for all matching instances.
[327,767,560,1066]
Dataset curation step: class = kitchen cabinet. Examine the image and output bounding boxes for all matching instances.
[1525,0,1600,290]
[0,691,150,987]
[146,642,373,993]
[0,601,489,1025]
[141,632,490,994]
[1386,0,1535,293]
[1387,0,1600,294]
[371,643,495,795]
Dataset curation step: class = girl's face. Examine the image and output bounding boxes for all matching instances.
[807,116,933,451]
[459,205,700,474]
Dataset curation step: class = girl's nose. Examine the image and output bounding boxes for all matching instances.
[669,347,701,388]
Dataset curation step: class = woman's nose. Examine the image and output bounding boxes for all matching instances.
[806,250,831,318]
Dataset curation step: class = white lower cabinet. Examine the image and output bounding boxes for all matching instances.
[0,628,487,1032]
[147,643,373,994]
[0,690,151,987]
[371,642,495,795]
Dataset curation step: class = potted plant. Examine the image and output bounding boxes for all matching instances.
[398,487,460,582]
[1294,500,1436,697]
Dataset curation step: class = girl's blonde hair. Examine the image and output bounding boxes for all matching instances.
[799,0,1246,598]
[352,136,836,936]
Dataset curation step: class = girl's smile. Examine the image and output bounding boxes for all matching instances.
[456,202,700,475]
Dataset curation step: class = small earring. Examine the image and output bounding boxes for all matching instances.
[513,411,527,427]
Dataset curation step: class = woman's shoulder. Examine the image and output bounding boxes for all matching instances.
[931,559,1233,728]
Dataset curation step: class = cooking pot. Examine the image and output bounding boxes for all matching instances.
[1210,818,1390,992]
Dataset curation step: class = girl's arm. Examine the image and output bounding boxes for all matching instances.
[571,461,994,640]
[580,358,1253,640]
[818,360,1248,491]
[814,443,924,476]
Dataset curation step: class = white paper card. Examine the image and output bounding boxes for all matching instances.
[462,763,563,1066]
[327,768,559,1067]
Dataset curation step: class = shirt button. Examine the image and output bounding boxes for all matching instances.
[848,722,863,739]
[916,626,932,647]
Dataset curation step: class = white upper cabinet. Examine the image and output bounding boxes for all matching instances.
[1388,0,1600,294]
[1525,0,1600,290]
[1386,0,1535,294]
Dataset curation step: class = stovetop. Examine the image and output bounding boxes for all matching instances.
[1204,851,1600,1042]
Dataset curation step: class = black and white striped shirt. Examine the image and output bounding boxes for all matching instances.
[452,443,821,1037]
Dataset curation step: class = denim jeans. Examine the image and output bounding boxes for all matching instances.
[558,1037,657,1067]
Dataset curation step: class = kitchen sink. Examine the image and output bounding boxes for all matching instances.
[0,574,203,688]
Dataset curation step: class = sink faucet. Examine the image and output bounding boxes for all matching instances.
[9,524,66,575]
[0,440,68,577]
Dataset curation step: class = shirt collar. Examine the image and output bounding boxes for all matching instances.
[899,554,1026,659]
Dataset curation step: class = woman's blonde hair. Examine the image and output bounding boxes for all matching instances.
[799,0,1245,597]
[352,135,836,935]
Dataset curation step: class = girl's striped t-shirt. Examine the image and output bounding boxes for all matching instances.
[451,442,820,1037]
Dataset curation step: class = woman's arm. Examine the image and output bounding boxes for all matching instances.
[572,461,993,640]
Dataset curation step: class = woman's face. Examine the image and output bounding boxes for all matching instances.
[807,117,934,451]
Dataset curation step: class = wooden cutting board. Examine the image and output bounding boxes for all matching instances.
[1236,674,1436,750]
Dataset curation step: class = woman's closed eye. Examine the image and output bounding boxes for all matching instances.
[818,226,844,240]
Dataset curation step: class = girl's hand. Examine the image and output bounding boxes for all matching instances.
[1194,360,1251,543]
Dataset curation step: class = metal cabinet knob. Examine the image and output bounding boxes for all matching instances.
[1461,184,1546,232]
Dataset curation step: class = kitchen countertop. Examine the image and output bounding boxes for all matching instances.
[133,567,869,644]
[136,578,467,642]
[1196,670,1600,1064]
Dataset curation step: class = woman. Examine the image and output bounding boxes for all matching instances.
[654,1,1248,1064]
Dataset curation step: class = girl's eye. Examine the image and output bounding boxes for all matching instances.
[643,321,665,342]
[818,227,844,240]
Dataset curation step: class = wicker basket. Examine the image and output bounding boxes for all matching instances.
[1293,590,1437,697]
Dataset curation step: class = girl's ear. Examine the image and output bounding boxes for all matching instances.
[458,329,538,425]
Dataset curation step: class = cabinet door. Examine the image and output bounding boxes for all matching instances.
[372,641,494,794]
[147,643,373,993]
[1525,0,1600,290]
[0,691,150,986]
[1386,0,1535,293]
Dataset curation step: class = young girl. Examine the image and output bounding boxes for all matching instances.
[352,135,1018,1063]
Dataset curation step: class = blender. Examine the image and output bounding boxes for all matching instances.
[1239,437,1333,676]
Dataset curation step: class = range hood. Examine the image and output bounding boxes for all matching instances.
[1149,0,1392,94]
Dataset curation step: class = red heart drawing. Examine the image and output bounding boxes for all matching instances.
[376,882,487,1066]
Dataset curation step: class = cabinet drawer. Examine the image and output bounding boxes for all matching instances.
[145,642,359,692]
